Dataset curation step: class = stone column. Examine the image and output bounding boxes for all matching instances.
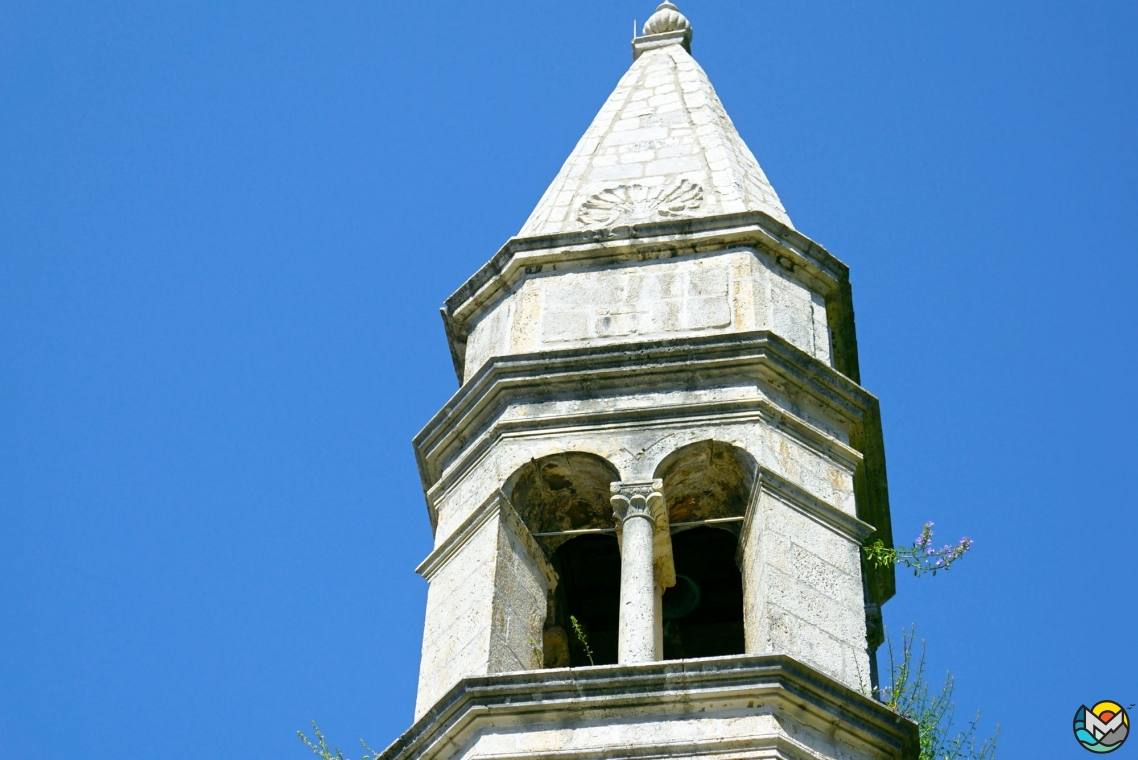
[610,480,673,664]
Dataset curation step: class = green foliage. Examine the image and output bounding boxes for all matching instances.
[298,722,380,760]
[865,522,973,577]
[528,637,543,669]
[569,614,595,666]
[882,627,999,760]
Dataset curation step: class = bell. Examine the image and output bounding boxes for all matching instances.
[662,574,701,619]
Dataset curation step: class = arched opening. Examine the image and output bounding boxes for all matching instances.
[549,534,621,666]
[655,440,756,524]
[662,527,745,659]
[504,452,622,668]
[655,440,755,660]
[505,452,620,554]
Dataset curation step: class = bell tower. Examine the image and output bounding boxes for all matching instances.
[385,5,917,760]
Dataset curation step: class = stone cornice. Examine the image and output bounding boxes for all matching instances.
[374,655,918,760]
[416,331,870,503]
[415,490,502,581]
[631,28,691,60]
[745,466,876,547]
[439,211,857,383]
[414,331,896,604]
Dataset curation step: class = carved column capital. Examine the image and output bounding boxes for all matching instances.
[610,479,665,526]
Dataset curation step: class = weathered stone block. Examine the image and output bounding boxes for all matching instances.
[740,484,872,692]
[459,247,837,383]
[415,493,556,717]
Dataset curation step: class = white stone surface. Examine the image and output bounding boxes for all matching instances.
[741,477,874,691]
[610,480,670,664]
[642,2,691,37]
[519,40,791,237]
[410,321,889,705]
[462,247,833,383]
[378,658,918,760]
[415,493,554,718]
[429,416,858,548]
[428,404,861,549]
[414,413,868,700]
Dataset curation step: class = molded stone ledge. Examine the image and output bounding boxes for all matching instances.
[415,331,897,605]
[377,655,918,760]
[416,490,556,591]
[414,490,559,715]
[415,331,878,520]
[632,30,692,60]
[746,467,876,548]
[418,331,873,466]
[440,212,858,384]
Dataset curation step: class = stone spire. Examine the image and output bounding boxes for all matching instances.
[400,6,912,760]
[518,3,791,238]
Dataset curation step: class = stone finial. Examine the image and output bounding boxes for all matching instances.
[633,2,692,60]
[642,2,690,36]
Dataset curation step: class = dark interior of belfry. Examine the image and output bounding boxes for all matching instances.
[504,441,755,667]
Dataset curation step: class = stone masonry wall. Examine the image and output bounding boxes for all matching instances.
[518,43,791,237]
[486,513,552,675]
[416,413,869,701]
[429,390,858,547]
[416,497,553,718]
[742,488,872,692]
[415,515,496,716]
[462,248,833,383]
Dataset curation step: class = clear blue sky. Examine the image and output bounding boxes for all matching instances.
[2,2,1135,758]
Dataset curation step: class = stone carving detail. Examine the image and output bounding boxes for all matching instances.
[578,180,703,228]
[642,2,691,36]
[610,479,666,525]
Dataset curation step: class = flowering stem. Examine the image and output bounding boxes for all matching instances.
[864,523,973,577]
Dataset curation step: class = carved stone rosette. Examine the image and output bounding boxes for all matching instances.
[577,180,703,228]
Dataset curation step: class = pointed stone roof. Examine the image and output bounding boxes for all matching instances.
[519,5,792,238]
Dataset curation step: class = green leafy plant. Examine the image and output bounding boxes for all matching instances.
[298,722,380,760]
[528,637,543,669]
[569,614,594,666]
[865,522,972,576]
[882,627,999,760]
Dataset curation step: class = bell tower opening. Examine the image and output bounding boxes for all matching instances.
[656,440,755,660]
[407,4,908,752]
[663,527,745,659]
[503,451,623,668]
[549,534,621,667]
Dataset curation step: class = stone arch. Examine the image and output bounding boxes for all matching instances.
[503,451,621,555]
[653,440,757,526]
